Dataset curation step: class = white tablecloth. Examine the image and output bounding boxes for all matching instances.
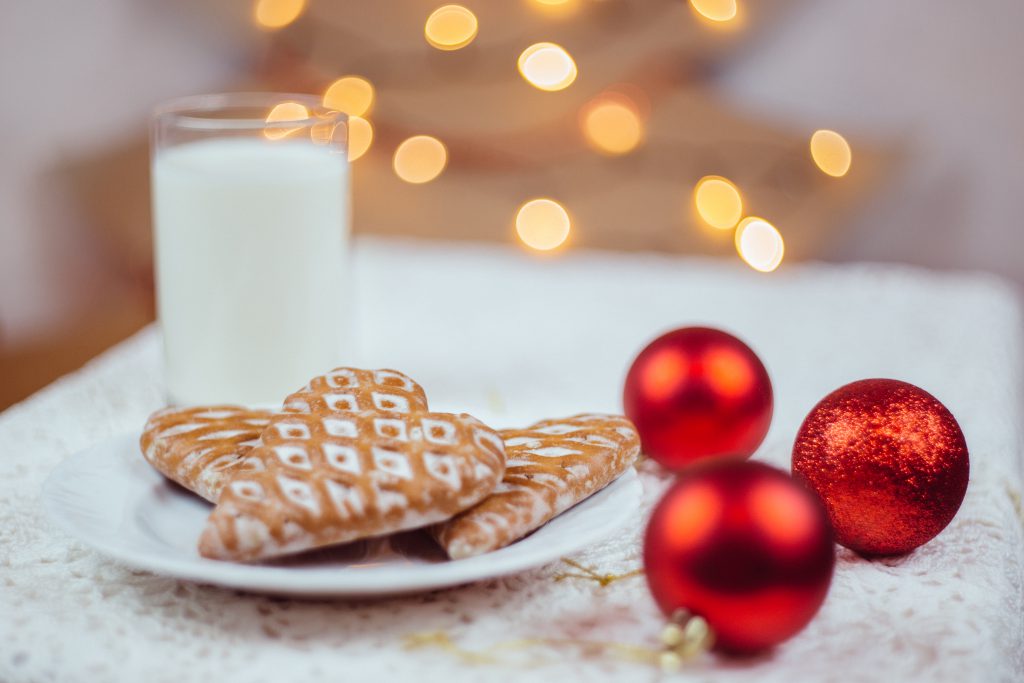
[2,239,1022,682]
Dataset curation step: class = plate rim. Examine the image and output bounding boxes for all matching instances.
[42,432,642,596]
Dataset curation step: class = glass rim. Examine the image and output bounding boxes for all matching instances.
[152,92,344,131]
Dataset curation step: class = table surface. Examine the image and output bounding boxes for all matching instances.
[2,239,1022,683]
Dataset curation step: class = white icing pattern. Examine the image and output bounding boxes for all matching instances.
[199,410,505,562]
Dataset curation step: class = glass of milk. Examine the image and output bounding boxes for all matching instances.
[151,93,349,406]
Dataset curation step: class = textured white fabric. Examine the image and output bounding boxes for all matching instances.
[2,238,1022,682]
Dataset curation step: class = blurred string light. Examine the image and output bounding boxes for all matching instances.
[693,176,743,230]
[735,217,784,272]
[263,102,309,140]
[323,76,375,117]
[515,199,571,251]
[518,43,577,91]
[394,135,448,183]
[254,0,306,30]
[529,0,581,17]
[347,116,373,161]
[580,92,644,156]
[425,5,479,51]
[689,0,737,23]
[810,129,852,177]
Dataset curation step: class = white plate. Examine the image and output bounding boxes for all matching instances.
[42,433,642,597]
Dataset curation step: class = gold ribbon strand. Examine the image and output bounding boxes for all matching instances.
[552,557,645,587]
[403,561,712,672]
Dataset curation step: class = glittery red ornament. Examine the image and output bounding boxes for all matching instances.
[623,327,773,470]
[792,378,969,556]
[644,460,835,654]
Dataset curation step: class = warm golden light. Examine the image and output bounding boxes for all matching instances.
[424,5,479,51]
[518,43,577,92]
[515,199,571,251]
[581,96,644,156]
[347,116,373,161]
[735,217,785,272]
[264,102,309,140]
[810,129,852,177]
[529,0,581,16]
[254,0,306,30]
[689,0,737,22]
[323,76,375,117]
[393,135,448,184]
[694,176,743,230]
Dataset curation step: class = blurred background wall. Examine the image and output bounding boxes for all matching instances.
[720,1,1024,280]
[1,0,1021,408]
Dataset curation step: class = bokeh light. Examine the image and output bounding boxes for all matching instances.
[529,0,581,17]
[810,129,852,177]
[581,94,644,156]
[515,199,571,251]
[689,0,737,22]
[393,135,448,183]
[254,0,306,30]
[264,102,309,140]
[424,5,479,51]
[735,217,784,272]
[694,176,743,230]
[347,116,373,161]
[518,43,577,91]
[323,76,375,117]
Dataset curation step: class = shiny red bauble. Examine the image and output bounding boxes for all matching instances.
[644,460,835,654]
[623,327,773,470]
[792,378,969,556]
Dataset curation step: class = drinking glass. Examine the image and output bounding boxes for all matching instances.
[151,93,349,406]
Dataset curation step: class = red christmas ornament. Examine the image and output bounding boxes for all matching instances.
[644,460,835,654]
[792,378,969,556]
[623,327,773,470]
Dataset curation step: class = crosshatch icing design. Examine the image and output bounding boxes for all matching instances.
[433,413,640,560]
[282,367,429,416]
[139,368,432,505]
[140,405,273,503]
[198,410,506,562]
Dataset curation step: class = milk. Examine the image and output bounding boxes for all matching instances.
[152,138,349,406]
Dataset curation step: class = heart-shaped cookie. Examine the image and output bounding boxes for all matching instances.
[283,367,429,415]
[198,410,506,562]
[433,413,640,559]
[139,368,427,502]
[140,406,273,503]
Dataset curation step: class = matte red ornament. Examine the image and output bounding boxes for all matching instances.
[644,460,835,654]
[623,327,773,470]
[792,378,969,556]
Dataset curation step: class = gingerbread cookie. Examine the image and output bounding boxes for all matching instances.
[283,367,428,415]
[433,414,640,559]
[139,368,428,501]
[198,410,506,562]
[140,405,273,503]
